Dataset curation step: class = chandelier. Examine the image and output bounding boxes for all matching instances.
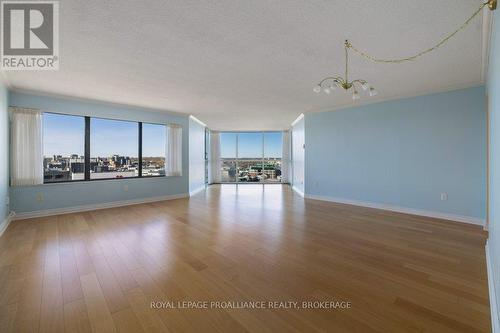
[314,0,497,100]
[313,40,376,100]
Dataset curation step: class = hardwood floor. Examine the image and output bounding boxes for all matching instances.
[0,184,490,332]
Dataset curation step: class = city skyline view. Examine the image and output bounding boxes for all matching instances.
[43,113,167,182]
[43,113,284,183]
[219,132,283,183]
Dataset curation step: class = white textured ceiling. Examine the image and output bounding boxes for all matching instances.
[4,0,486,130]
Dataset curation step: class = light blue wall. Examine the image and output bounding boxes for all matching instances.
[488,13,500,323]
[0,80,9,225]
[9,91,189,214]
[188,118,205,194]
[291,116,305,194]
[305,86,486,220]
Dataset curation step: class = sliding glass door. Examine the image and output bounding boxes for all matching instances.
[219,131,283,183]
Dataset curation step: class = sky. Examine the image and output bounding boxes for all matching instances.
[43,113,283,158]
[43,113,85,157]
[43,113,165,157]
[220,132,282,158]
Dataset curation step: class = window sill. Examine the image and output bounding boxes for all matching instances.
[34,175,174,186]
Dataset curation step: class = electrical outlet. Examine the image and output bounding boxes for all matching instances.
[5,196,9,206]
[123,185,129,192]
[36,193,44,202]
[440,193,448,201]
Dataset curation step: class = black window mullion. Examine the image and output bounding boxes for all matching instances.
[138,122,143,177]
[84,117,90,181]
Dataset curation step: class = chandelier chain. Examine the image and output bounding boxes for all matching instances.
[347,2,488,64]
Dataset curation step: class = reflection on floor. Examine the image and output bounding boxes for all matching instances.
[0,184,490,332]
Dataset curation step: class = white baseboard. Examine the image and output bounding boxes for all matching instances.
[189,186,206,197]
[0,212,14,237]
[12,193,189,221]
[486,241,500,333]
[292,185,304,197]
[304,194,485,226]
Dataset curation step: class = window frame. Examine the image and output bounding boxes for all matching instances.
[42,112,168,184]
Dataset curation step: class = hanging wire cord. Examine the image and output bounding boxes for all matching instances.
[347,1,490,63]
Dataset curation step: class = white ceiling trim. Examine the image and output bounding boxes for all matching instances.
[290,113,304,127]
[189,115,207,127]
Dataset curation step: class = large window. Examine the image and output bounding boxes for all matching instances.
[90,118,139,179]
[43,113,86,183]
[42,113,169,183]
[219,131,283,183]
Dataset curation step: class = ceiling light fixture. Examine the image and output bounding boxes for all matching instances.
[314,40,377,101]
[314,0,496,100]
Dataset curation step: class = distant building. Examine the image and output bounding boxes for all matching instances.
[44,169,71,182]
[44,153,161,182]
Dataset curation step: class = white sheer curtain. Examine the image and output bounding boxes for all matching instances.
[209,131,221,183]
[166,124,182,176]
[281,130,291,183]
[10,107,44,186]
